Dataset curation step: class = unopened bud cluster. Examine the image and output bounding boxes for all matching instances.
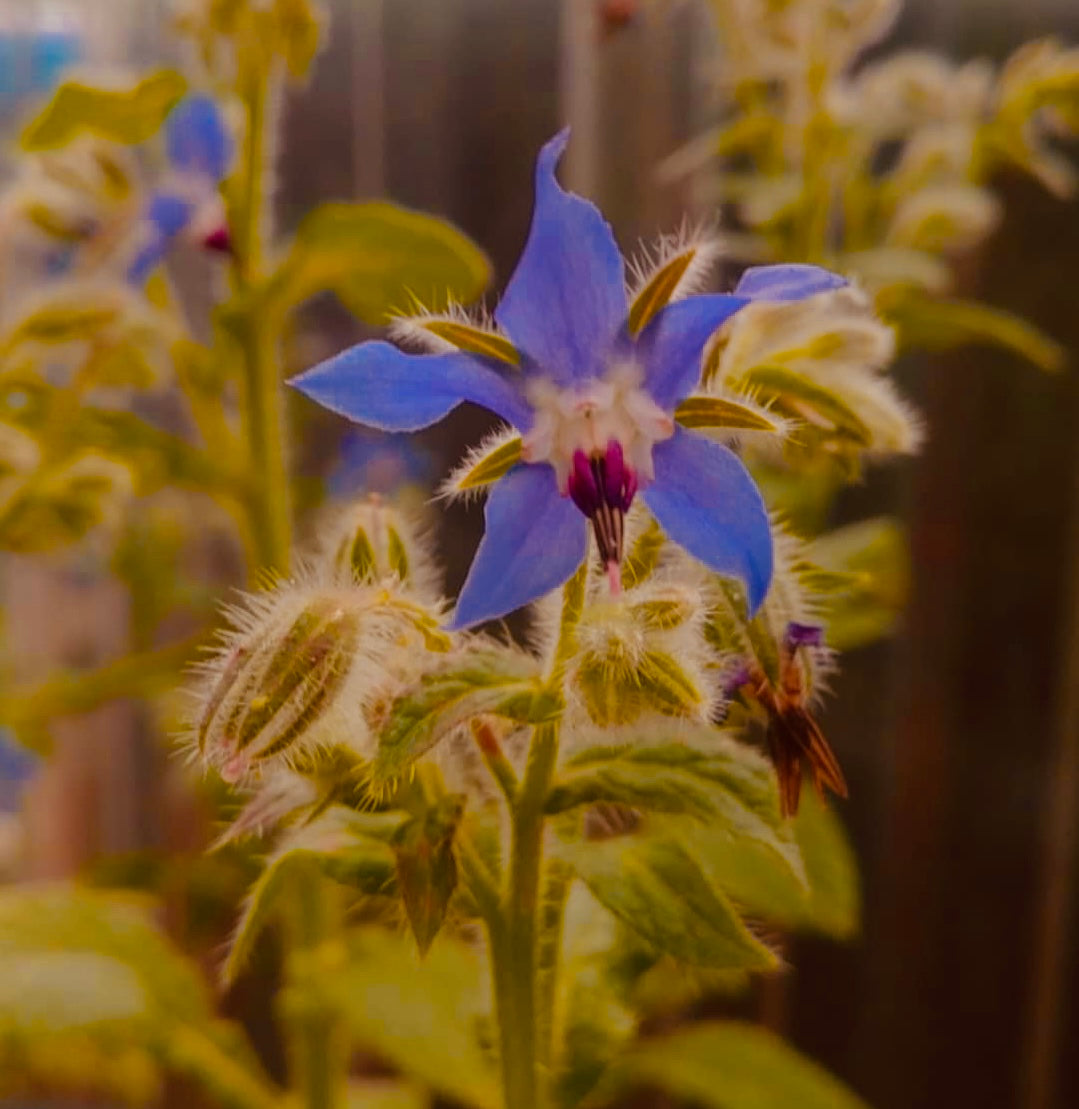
[191,499,442,787]
[568,576,716,730]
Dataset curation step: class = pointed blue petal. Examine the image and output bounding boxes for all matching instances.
[126,192,193,283]
[494,130,626,385]
[641,428,773,614]
[166,94,232,182]
[0,728,38,813]
[734,264,847,302]
[637,294,749,410]
[289,341,533,432]
[448,463,587,630]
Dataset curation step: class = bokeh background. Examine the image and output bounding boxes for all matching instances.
[2,1,1079,1107]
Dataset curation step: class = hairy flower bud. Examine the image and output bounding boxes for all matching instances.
[191,578,445,784]
[568,579,715,730]
[321,496,436,598]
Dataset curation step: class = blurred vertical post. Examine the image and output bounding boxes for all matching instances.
[1021,409,1079,1109]
[349,0,386,198]
[559,0,600,195]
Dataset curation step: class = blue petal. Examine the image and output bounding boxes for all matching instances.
[448,463,587,630]
[641,428,773,614]
[734,264,847,302]
[636,294,749,410]
[289,341,533,432]
[126,192,193,283]
[0,728,38,813]
[167,94,232,182]
[494,130,626,385]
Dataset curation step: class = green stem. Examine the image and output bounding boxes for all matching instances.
[285,866,346,1109]
[490,565,587,1109]
[233,53,291,575]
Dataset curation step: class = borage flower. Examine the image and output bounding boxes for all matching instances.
[126,93,233,283]
[291,130,846,629]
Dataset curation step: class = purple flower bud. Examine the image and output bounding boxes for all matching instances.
[722,661,753,699]
[785,621,824,651]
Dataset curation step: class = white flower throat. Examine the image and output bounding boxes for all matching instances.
[521,363,674,573]
[521,363,674,489]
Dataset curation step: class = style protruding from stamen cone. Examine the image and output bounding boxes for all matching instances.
[565,438,637,589]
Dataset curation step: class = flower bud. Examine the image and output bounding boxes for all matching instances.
[193,579,443,784]
[322,496,434,596]
[197,594,363,783]
[569,580,714,729]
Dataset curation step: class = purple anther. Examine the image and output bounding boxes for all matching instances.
[784,622,824,651]
[567,449,600,515]
[603,439,626,505]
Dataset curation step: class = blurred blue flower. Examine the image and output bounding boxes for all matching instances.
[0,730,38,813]
[127,93,234,283]
[291,130,845,629]
[328,428,434,498]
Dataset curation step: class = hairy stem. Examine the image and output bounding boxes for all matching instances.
[284,866,346,1109]
[490,564,587,1108]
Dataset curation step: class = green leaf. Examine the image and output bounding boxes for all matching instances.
[547,738,788,835]
[267,201,491,323]
[224,812,398,985]
[1,296,124,350]
[587,1021,870,1109]
[807,517,909,651]
[393,795,464,955]
[271,0,322,77]
[0,453,132,553]
[373,649,550,785]
[0,886,278,1108]
[330,928,499,1109]
[883,289,1065,372]
[562,835,777,971]
[789,789,861,939]
[21,70,187,150]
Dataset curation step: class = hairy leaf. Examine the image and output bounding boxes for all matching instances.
[373,649,550,784]
[563,836,777,970]
[267,201,490,323]
[587,1021,869,1108]
[807,516,909,650]
[393,795,464,955]
[790,789,861,939]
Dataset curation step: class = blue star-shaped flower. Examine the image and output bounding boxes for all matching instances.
[291,131,845,629]
[0,729,38,813]
[127,93,234,283]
